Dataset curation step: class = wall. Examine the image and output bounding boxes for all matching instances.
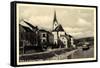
[0,0,99,68]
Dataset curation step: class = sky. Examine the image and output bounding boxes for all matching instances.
[18,4,96,39]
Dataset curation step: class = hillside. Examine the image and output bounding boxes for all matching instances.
[74,37,94,46]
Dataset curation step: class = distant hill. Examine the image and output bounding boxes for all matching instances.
[74,37,94,46]
[75,37,94,41]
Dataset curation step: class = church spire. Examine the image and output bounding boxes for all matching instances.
[53,10,58,23]
[53,11,59,30]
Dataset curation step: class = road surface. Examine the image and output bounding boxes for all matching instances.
[19,46,94,62]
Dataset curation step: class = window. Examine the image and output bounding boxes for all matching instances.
[55,24,56,26]
[64,41,66,43]
[42,39,46,42]
[62,37,64,40]
[43,34,46,37]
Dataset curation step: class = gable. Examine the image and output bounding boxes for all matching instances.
[53,24,64,31]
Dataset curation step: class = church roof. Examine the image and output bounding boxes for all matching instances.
[53,24,64,31]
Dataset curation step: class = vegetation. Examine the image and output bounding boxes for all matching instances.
[74,37,94,47]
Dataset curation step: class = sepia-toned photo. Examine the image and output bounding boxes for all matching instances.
[14,2,97,66]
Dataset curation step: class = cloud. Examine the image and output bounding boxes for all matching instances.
[77,18,91,27]
[63,24,94,38]
[28,16,52,29]
[68,31,94,39]
[18,4,95,38]
[64,27,82,33]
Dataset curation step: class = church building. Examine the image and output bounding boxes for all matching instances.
[52,11,75,48]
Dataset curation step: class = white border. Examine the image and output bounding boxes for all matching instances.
[16,3,97,65]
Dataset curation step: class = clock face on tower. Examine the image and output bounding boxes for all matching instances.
[54,21,58,29]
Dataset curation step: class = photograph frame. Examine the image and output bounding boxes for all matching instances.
[10,1,98,67]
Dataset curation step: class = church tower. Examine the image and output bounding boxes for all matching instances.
[52,11,75,48]
[52,11,59,44]
[52,11,68,48]
[53,11,59,30]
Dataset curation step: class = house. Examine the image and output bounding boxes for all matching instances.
[19,20,54,52]
[38,29,54,50]
[19,21,39,54]
[19,21,39,46]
